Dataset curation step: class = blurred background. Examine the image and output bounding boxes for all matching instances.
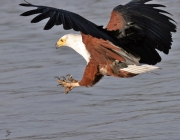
[0,0,180,139]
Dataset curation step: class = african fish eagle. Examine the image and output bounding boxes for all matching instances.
[20,0,176,94]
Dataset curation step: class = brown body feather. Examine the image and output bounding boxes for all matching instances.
[78,33,136,87]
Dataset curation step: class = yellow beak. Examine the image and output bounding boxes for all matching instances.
[56,40,64,49]
[55,43,60,49]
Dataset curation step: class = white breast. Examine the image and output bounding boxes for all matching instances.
[65,34,91,63]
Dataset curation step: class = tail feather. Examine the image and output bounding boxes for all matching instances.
[121,64,160,74]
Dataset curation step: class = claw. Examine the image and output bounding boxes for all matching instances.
[55,74,78,94]
[64,86,74,94]
[54,76,61,80]
[66,74,72,77]
[65,87,70,94]
[57,84,63,87]
[66,74,78,83]
[60,76,67,81]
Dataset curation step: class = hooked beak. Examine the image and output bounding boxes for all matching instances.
[55,41,64,49]
[55,43,59,49]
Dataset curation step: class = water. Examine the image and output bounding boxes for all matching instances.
[0,0,180,139]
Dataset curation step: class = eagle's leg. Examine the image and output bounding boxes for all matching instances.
[55,76,79,94]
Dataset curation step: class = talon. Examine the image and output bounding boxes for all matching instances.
[61,76,66,81]
[66,74,72,77]
[66,74,78,83]
[64,86,74,94]
[57,84,63,87]
[65,87,70,94]
[54,76,61,80]
[55,74,78,94]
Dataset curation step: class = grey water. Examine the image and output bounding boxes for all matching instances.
[0,0,180,140]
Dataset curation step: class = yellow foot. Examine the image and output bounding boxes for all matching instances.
[55,75,79,94]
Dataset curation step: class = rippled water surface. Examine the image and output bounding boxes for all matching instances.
[0,0,180,140]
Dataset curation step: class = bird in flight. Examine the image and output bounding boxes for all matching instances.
[20,0,176,94]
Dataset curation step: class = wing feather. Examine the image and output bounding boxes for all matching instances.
[31,9,49,23]
[55,12,62,25]
[20,8,43,16]
[19,2,115,44]
[19,1,176,65]
[44,11,57,30]
[106,0,176,64]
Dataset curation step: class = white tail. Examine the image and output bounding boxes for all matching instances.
[121,64,160,74]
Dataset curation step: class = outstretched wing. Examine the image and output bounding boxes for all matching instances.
[19,2,115,44]
[106,0,176,65]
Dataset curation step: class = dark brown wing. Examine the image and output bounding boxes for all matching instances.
[106,0,176,65]
[19,2,116,44]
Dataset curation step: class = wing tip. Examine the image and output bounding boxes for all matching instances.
[44,25,52,30]
[20,12,28,16]
[20,13,24,16]
[19,3,26,6]
[19,3,32,7]
[43,27,49,30]
[20,0,32,5]
[19,0,35,7]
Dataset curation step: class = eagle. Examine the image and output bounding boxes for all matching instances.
[20,0,176,94]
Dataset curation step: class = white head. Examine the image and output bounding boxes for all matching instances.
[56,34,90,63]
[56,34,82,48]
